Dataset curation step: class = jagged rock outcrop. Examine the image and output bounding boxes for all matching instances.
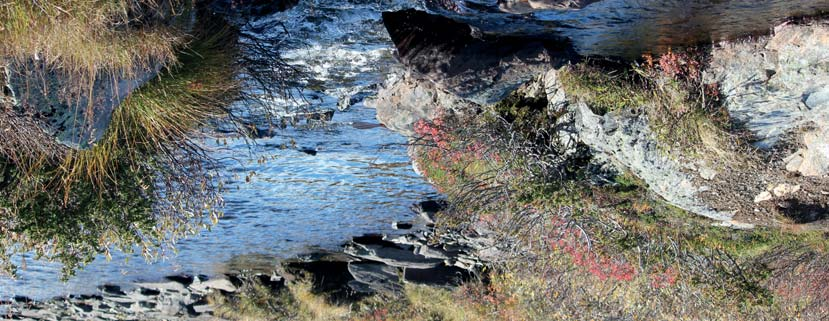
[5,200,497,320]
[706,21,829,177]
[4,274,249,321]
[568,99,738,224]
[377,7,828,227]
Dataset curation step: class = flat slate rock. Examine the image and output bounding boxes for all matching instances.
[403,265,470,287]
[347,262,402,294]
[345,242,444,269]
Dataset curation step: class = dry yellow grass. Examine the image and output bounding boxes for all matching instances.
[290,281,350,321]
[0,0,184,76]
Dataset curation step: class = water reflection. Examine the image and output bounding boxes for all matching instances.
[436,0,829,58]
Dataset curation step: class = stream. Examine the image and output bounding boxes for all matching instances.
[3,0,829,302]
[1,0,430,301]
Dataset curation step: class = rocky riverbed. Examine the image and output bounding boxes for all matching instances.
[3,200,499,321]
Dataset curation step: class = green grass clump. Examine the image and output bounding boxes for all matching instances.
[0,0,186,76]
[558,61,737,160]
[558,63,652,115]
[0,17,241,278]
[60,21,240,193]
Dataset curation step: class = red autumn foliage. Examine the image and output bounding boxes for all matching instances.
[413,117,502,183]
[657,48,702,80]
[650,266,679,289]
[366,308,390,321]
[547,217,637,282]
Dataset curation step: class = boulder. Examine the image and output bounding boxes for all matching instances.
[7,63,160,149]
[366,72,475,136]
[706,21,829,176]
[347,262,402,294]
[344,240,444,269]
[381,9,574,105]
[403,265,470,287]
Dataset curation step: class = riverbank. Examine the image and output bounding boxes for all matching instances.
[363,9,829,320]
[3,1,829,320]
[4,200,499,320]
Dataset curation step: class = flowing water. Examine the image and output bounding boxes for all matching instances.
[1,0,429,300]
[3,0,829,301]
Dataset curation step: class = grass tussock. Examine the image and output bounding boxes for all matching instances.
[558,63,651,115]
[209,278,299,321]
[58,21,240,194]
[209,279,350,321]
[0,16,241,278]
[208,277,486,321]
[0,0,186,77]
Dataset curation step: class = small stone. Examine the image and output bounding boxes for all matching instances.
[392,221,413,230]
[785,152,804,173]
[754,191,773,203]
[200,278,237,293]
[192,303,213,314]
[134,281,187,292]
[772,184,801,197]
[699,167,717,180]
[803,88,829,110]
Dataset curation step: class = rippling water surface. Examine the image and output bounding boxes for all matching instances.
[4,0,829,301]
[1,0,430,300]
[548,0,829,58]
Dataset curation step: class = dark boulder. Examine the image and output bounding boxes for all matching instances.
[347,262,403,294]
[381,9,576,104]
[403,265,471,287]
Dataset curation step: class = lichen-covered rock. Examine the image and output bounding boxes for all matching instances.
[706,21,829,176]
[785,125,829,177]
[569,100,743,225]
[365,72,477,136]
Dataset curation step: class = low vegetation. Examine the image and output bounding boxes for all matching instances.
[0,0,185,77]
[558,52,736,159]
[208,52,829,320]
[0,0,301,277]
[400,55,829,320]
[0,15,240,277]
[208,277,488,321]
